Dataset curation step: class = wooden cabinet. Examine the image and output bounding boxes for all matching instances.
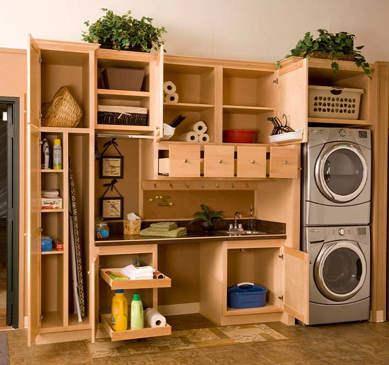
[204,145,234,177]
[169,144,201,177]
[236,146,266,178]
[269,146,299,178]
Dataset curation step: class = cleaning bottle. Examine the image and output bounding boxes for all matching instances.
[53,138,62,170]
[111,289,128,331]
[130,293,144,330]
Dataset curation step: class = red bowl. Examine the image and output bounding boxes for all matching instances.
[223,129,257,143]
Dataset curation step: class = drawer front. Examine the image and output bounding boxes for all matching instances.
[169,145,200,177]
[269,146,299,178]
[237,146,266,178]
[204,145,234,177]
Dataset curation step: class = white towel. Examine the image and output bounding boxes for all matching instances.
[121,264,154,280]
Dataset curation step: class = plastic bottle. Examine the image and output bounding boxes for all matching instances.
[41,138,50,169]
[130,293,144,330]
[111,290,128,331]
[53,138,62,170]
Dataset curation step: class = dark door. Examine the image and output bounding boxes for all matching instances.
[0,99,19,328]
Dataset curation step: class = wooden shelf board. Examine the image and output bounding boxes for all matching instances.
[223,105,274,114]
[68,315,90,330]
[97,48,153,64]
[223,67,275,78]
[40,127,91,134]
[95,124,154,133]
[308,117,372,126]
[40,311,63,332]
[41,169,64,173]
[224,304,283,317]
[100,268,171,290]
[41,209,64,213]
[97,89,150,99]
[101,314,171,341]
[163,102,214,111]
[41,250,64,255]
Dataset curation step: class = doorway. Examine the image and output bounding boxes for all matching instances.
[0,98,19,328]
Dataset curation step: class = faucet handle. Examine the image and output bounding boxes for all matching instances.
[238,223,244,231]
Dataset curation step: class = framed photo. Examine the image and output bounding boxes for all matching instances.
[100,197,123,220]
[100,156,123,179]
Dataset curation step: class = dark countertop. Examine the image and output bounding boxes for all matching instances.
[95,219,286,246]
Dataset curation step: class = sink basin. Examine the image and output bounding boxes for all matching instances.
[214,230,266,236]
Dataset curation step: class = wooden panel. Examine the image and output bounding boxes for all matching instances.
[237,146,266,178]
[169,144,200,177]
[28,36,41,128]
[204,145,234,177]
[269,146,299,178]
[283,247,309,324]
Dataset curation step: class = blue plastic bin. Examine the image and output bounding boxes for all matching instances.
[227,282,267,309]
[41,236,53,252]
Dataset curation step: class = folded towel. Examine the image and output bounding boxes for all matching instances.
[140,227,187,238]
[149,222,178,231]
[121,264,154,280]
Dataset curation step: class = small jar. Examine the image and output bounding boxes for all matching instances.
[96,222,110,239]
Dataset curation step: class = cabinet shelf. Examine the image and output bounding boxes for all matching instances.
[40,209,64,213]
[41,250,64,255]
[40,127,91,134]
[224,304,283,316]
[97,89,150,99]
[101,314,171,342]
[223,105,274,114]
[100,268,171,290]
[40,311,63,332]
[95,124,154,133]
[308,117,371,126]
[41,169,64,173]
[164,102,214,111]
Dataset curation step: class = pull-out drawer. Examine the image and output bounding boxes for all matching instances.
[237,146,266,178]
[269,146,299,178]
[204,145,234,177]
[169,144,201,177]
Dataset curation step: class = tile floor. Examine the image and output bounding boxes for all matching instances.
[5,316,389,364]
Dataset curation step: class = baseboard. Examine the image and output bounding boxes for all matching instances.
[158,302,200,316]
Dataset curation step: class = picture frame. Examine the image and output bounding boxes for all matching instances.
[100,197,123,220]
[100,156,123,179]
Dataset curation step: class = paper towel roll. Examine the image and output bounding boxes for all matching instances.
[193,120,208,134]
[177,131,199,142]
[144,308,166,328]
[163,81,177,95]
[164,93,179,104]
[199,133,210,143]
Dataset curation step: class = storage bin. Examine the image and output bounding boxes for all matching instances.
[227,282,267,309]
[308,85,364,120]
[98,105,148,126]
[223,129,257,143]
[102,67,145,91]
[41,236,53,252]
[124,219,141,235]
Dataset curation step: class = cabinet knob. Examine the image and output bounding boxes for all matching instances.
[282,160,289,165]
[184,159,188,163]
[218,159,223,164]
[250,160,256,164]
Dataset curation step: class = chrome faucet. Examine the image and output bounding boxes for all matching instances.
[233,211,243,231]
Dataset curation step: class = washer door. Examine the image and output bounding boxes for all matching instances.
[314,241,367,302]
[315,143,367,203]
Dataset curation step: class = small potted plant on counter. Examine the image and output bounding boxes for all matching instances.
[287,29,371,77]
[192,204,223,232]
[82,8,166,52]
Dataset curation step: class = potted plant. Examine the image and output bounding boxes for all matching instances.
[288,29,371,77]
[82,8,166,52]
[192,204,223,232]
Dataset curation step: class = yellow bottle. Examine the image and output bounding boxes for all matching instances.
[111,290,128,331]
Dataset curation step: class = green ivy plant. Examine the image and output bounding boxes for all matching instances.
[289,29,371,77]
[82,8,166,52]
[192,204,223,231]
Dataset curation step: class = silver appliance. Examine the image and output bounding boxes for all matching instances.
[305,225,370,325]
[302,127,371,226]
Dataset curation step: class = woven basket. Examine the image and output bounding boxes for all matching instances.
[43,86,83,128]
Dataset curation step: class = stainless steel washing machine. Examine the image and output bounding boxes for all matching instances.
[304,225,370,325]
[302,127,371,226]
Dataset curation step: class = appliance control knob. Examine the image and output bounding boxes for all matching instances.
[338,228,345,236]
[339,129,346,137]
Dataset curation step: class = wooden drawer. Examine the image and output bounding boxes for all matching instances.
[269,146,299,178]
[204,145,234,177]
[237,146,266,178]
[169,144,200,177]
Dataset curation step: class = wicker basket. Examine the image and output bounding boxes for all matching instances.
[43,86,83,127]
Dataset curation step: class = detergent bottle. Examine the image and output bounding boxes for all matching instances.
[111,289,128,331]
[130,293,144,330]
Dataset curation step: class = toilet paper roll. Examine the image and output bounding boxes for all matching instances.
[164,93,179,104]
[193,121,208,134]
[177,131,199,142]
[144,308,166,328]
[163,81,177,95]
[199,133,210,143]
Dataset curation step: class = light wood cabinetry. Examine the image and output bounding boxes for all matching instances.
[169,144,201,177]
[269,146,299,179]
[236,145,266,178]
[204,145,234,177]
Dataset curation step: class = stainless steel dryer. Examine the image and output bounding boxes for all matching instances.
[304,225,370,325]
[303,127,371,226]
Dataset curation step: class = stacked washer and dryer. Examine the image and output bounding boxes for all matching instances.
[302,127,371,325]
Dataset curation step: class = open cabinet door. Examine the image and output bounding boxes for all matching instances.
[27,35,41,346]
[277,58,308,143]
[150,46,164,140]
[283,247,309,324]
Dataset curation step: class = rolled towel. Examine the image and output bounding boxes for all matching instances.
[193,121,208,134]
[176,131,198,142]
[144,308,166,328]
[164,93,179,104]
[163,81,177,95]
[199,133,210,143]
[150,222,178,230]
